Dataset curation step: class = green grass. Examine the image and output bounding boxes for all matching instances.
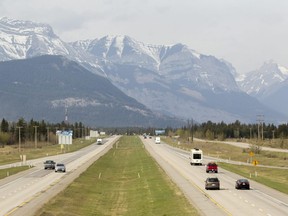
[0,166,31,179]
[0,138,96,165]
[219,162,288,194]
[35,136,199,216]
[163,137,288,167]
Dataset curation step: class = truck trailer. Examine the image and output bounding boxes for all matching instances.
[190,148,203,165]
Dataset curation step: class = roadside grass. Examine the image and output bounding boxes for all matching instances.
[219,163,288,195]
[163,137,288,167]
[0,166,30,179]
[0,138,96,165]
[35,136,199,216]
[162,136,288,195]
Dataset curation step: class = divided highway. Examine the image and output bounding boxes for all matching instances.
[141,137,288,216]
[0,136,120,216]
[1,135,287,216]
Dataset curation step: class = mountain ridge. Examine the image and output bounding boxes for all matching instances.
[0,17,287,124]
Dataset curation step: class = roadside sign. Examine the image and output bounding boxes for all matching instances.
[249,151,254,157]
[252,160,258,166]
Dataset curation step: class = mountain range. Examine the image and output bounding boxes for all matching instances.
[0,17,287,126]
[236,61,288,116]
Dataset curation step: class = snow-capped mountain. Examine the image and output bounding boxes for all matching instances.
[0,55,179,127]
[237,61,288,116]
[237,60,288,97]
[0,17,286,124]
[73,36,283,123]
[0,17,72,59]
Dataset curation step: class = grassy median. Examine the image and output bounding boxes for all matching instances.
[36,136,199,216]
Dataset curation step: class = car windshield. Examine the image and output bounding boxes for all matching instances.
[239,179,248,183]
[57,164,64,166]
[208,178,219,182]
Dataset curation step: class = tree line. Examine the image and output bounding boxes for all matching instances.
[0,118,90,147]
[171,120,288,141]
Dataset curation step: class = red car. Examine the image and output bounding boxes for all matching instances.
[206,162,218,173]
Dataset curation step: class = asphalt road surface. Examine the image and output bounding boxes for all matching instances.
[141,137,288,216]
[0,136,120,216]
[1,136,287,216]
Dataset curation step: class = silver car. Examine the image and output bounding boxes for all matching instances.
[205,177,220,190]
[55,163,66,172]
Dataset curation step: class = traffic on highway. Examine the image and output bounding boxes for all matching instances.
[142,136,288,216]
[0,135,287,216]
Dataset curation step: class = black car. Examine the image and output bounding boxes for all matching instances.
[235,179,250,190]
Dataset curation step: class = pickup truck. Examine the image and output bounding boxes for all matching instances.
[206,162,218,173]
[44,160,56,170]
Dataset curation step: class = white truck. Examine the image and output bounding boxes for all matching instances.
[96,138,103,145]
[190,148,203,165]
[155,136,161,144]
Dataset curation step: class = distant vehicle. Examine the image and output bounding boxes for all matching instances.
[55,163,66,172]
[206,162,218,173]
[96,138,103,145]
[155,137,161,144]
[190,148,203,165]
[205,177,220,190]
[235,179,250,190]
[44,160,56,170]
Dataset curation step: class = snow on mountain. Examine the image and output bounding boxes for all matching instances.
[0,17,285,124]
[0,17,71,59]
[237,60,288,97]
[236,61,288,117]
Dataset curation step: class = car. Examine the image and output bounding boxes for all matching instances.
[235,179,250,190]
[44,160,56,170]
[55,163,66,172]
[205,177,220,190]
[206,162,218,173]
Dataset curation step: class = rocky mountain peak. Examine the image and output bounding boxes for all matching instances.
[237,60,288,96]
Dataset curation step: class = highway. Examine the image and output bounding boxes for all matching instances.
[1,135,287,216]
[141,137,288,216]
[0,136,120,216]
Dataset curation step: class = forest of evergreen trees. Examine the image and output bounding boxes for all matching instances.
[1,117,288,147]
[0,118,90,147]
[173,120,288,141]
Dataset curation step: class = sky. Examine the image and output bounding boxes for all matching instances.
[0,0,287,74]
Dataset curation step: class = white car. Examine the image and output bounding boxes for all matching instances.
[55,163,66,172]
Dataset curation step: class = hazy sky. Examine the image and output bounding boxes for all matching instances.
[1,0,287,74]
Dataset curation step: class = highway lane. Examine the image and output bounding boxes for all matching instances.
[141,137,288,216]
[0,136,120,216]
